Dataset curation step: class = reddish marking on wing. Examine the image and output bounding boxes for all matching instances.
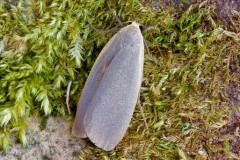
[97,63,109,84]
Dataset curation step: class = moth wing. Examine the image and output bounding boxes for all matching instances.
[83,27,144,151]
[72,28,128,138]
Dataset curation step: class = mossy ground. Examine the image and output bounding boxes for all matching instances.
[0,0,239,159]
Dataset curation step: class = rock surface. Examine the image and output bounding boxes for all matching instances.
[0,117,84,160]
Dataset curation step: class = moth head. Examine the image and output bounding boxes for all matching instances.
[127,21,146,33]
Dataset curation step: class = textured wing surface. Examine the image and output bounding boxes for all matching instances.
[72,27,127,138]
[83,24,144,151]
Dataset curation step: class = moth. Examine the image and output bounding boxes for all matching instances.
[72,22,144,151]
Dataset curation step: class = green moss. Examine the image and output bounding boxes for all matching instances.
[0,0,239,159]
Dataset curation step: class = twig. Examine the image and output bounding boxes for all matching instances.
[66,81,72,114]
[137,95,149,130]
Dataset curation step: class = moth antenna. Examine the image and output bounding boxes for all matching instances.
[66,81,72,114]
[142,24,158,34]
[137,96,148,130]
[88,22,120,35]
[89,1,134,35]
[143,38,159,66]
[106,1,123,26]
[141,24,160,65]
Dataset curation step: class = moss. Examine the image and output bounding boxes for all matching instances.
[0,0,239,159]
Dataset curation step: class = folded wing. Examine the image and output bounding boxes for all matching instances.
[83,24,144,151]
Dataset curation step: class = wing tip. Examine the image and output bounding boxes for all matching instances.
[95,138,118,151]
[85,126,118,151]
[72,117,87,138]
[91,138,117,151]
[100,143,116,151]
